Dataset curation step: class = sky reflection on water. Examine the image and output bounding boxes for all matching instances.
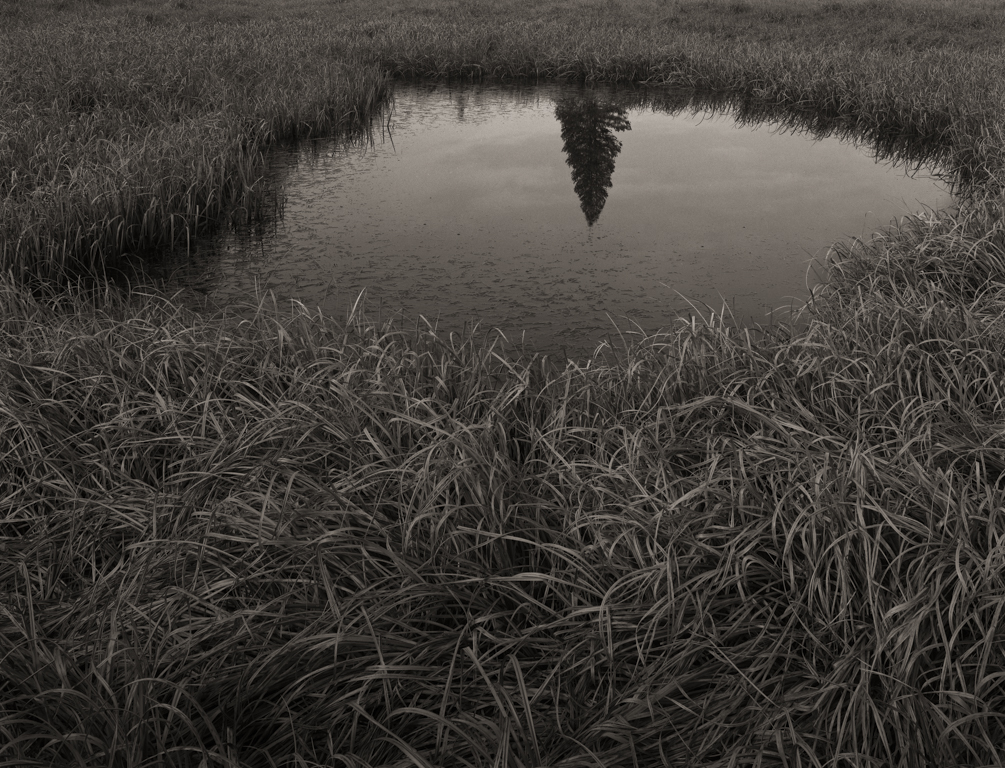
[153,82,952,360]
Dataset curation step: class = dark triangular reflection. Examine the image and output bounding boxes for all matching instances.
[554,96,631,226]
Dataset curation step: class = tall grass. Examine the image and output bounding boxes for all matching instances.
[3,0,1005,766]
[0,16,389,279]
[2,220,1004,764]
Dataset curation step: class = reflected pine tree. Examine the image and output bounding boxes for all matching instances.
[554,96,631,226]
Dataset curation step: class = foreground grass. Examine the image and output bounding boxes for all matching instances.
[3,213,1005,766]
[2,1,1005,766]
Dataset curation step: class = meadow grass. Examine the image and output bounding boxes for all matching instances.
[0,8,389,279]
[2,1,1005,766]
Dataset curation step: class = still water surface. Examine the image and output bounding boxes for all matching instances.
[154,82,952,359]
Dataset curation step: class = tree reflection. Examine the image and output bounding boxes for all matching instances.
[554,96,631,226]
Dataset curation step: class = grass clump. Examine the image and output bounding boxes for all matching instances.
[2,0,1005,766]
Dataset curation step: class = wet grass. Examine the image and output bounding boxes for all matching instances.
[0,11,389,279]
[2,0,1005,766]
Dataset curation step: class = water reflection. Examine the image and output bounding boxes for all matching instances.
[139,82,953,361]
[554,96,631,226]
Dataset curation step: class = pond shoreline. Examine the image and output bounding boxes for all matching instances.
[2,1,1004,766]
[137,79,952,361]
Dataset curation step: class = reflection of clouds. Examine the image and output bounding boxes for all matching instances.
[391,121,566,215]
[610,106,950,245]
[623,87,953,190]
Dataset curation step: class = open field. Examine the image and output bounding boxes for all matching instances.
[2,1,1005,766]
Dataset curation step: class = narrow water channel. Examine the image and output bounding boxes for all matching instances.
[150,82,952,360]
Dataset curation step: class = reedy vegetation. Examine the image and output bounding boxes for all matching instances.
[0,12,389,278]
[2,1,1005,766]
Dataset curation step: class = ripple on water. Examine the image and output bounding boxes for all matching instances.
[148,81,953,360]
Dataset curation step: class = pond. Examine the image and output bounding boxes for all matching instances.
[148,82,952,360]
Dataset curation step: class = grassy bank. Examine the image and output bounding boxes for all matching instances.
[3,1,1005,766]
[0,8,389,279]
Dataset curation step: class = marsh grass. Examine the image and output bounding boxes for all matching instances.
[0,16,389,279]
[3,0,1005,766]
[3,205,1005,765]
